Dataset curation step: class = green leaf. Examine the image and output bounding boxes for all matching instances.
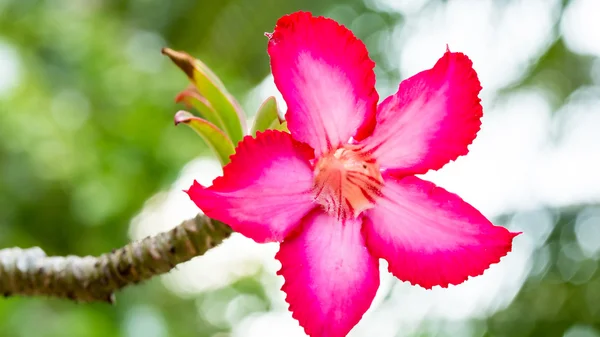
[175,86,228,135]
[163,48,246,144]
[250,96,280,136]
[174,110,235,166]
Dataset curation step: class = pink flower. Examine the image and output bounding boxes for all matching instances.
[187,11,519,337]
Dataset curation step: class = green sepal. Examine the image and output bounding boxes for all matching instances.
[175,86,227,135]
[174,110,235,166]
[250,96,280,136]
[270,120,289,133]
[163,48,246,144]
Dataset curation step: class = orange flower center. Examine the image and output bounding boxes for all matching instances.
[313,145,383,219]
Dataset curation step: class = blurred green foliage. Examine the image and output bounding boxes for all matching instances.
[0,0,599,336]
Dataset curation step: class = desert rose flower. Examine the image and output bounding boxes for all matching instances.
[187,11,519,337]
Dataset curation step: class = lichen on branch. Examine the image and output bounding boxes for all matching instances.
[0,214,232,303]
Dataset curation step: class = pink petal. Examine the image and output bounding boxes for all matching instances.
[360,50,483,175]
[267,12,378,156]
[277,211,379,337]
[363,175,519,289]
[186,130,317,243]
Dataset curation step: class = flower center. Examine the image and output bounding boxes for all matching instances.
[313,145,383,219]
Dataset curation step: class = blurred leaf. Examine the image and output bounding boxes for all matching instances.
[163,48,246,144]
[175,85,228,135]
[250,96,280,136]
[174,110,234,166]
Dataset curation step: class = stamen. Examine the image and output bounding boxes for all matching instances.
[313,145,383,219]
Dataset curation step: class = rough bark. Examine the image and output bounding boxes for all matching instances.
[0,214,232,303]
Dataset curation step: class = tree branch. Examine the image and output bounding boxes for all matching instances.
[0,214,232,303]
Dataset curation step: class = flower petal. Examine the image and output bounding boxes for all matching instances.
[360,50,483,175]
[187,130,317,243]
[277,211,379,337]
[267,12,378,156]
[363,175,519,289]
